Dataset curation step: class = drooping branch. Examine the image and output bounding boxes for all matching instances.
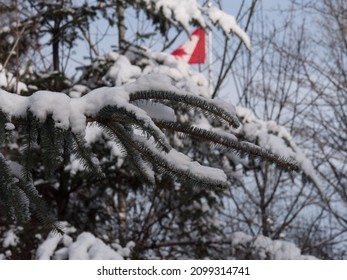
[98,120,229,188]
[155,120,299,171]
[129,90,240,128]
[0,80,303,228]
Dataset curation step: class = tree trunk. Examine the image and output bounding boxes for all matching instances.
[117,185,127,246]
[52,19,60,73]
[116,0,126,52]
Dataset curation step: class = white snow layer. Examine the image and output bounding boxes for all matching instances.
[97,48,210,97]
[106,54,142,86]
[123,48,210,97]
[0,73,229,184]
[235,107,322,188]
[230,231,316,260]
[207,7,251,49]
[0,74,180,134]
[2,229,19,248]
[35,229,316,260]
[36,228,131,260]
[134,100,177,122]
[68,232,122,260]
[168,149,227,183]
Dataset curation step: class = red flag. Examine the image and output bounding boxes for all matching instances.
[171,28,206,64]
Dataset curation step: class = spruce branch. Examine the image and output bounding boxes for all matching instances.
[99,120,228,188]
[0,111,10,146]
[0,156,60,232]
[71,132,104,176]
[16,178,63,234]
[1,83,302,230]
[155,120,299,171]
[129,90,240,128]
[38,115,65,177]
[0,156,22,221]
[97,105,172,152]
[21,112,39,182]
[97,122,158,184]
[95,121,156,184]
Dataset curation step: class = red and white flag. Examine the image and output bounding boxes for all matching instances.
[171,28,206,64]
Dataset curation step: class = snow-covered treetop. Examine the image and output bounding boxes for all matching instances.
[103,47,210,97]
[133,0,251,49]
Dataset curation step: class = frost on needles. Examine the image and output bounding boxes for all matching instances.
[0,74,298,229]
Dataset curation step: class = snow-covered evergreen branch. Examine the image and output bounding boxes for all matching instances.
[0,74,300,226]
[129,90,241,128]
[155,120,299,171]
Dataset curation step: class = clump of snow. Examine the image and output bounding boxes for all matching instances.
[2,229,19,248]
[69,84,90,98]
[68,232,121,260]
[229,231,316,260]
[111,241,136,258]
[29,91,71,130]
[194,115,213,130]
[210,98,237,115]
[4,122,15,130]
[36,222,76,260]
[235,106,256,123]
[106,54,142,86]
[85,124,103,144]
[7,160,24,179]
[124,72,179,94]
[0,89,28,117]
[206,7,250,49]
[0,64,28,94]
[89,47,211,97]
[36,231,63,260]
[235,106,321,188]
[84,124,126,166]
[64,156,86,175]
[125,47,210,97]
[133,100,177,122]
[167,149,227,183]
[0,74,187,137]
[36,223,133,260]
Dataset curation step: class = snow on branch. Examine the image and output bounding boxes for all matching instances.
[155,120,299,171]
[229,231,317,260]
[0,73,304,238]
[206,6,251,49]
[0,64,28,94]
[129,90,241,128]
[35,223,134,260]
[133,0,250,49]
[135,0,205,31]
[0,74,298,195]
[235,107,321,188]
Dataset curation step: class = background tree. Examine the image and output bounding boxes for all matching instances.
[228,0,346,259]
